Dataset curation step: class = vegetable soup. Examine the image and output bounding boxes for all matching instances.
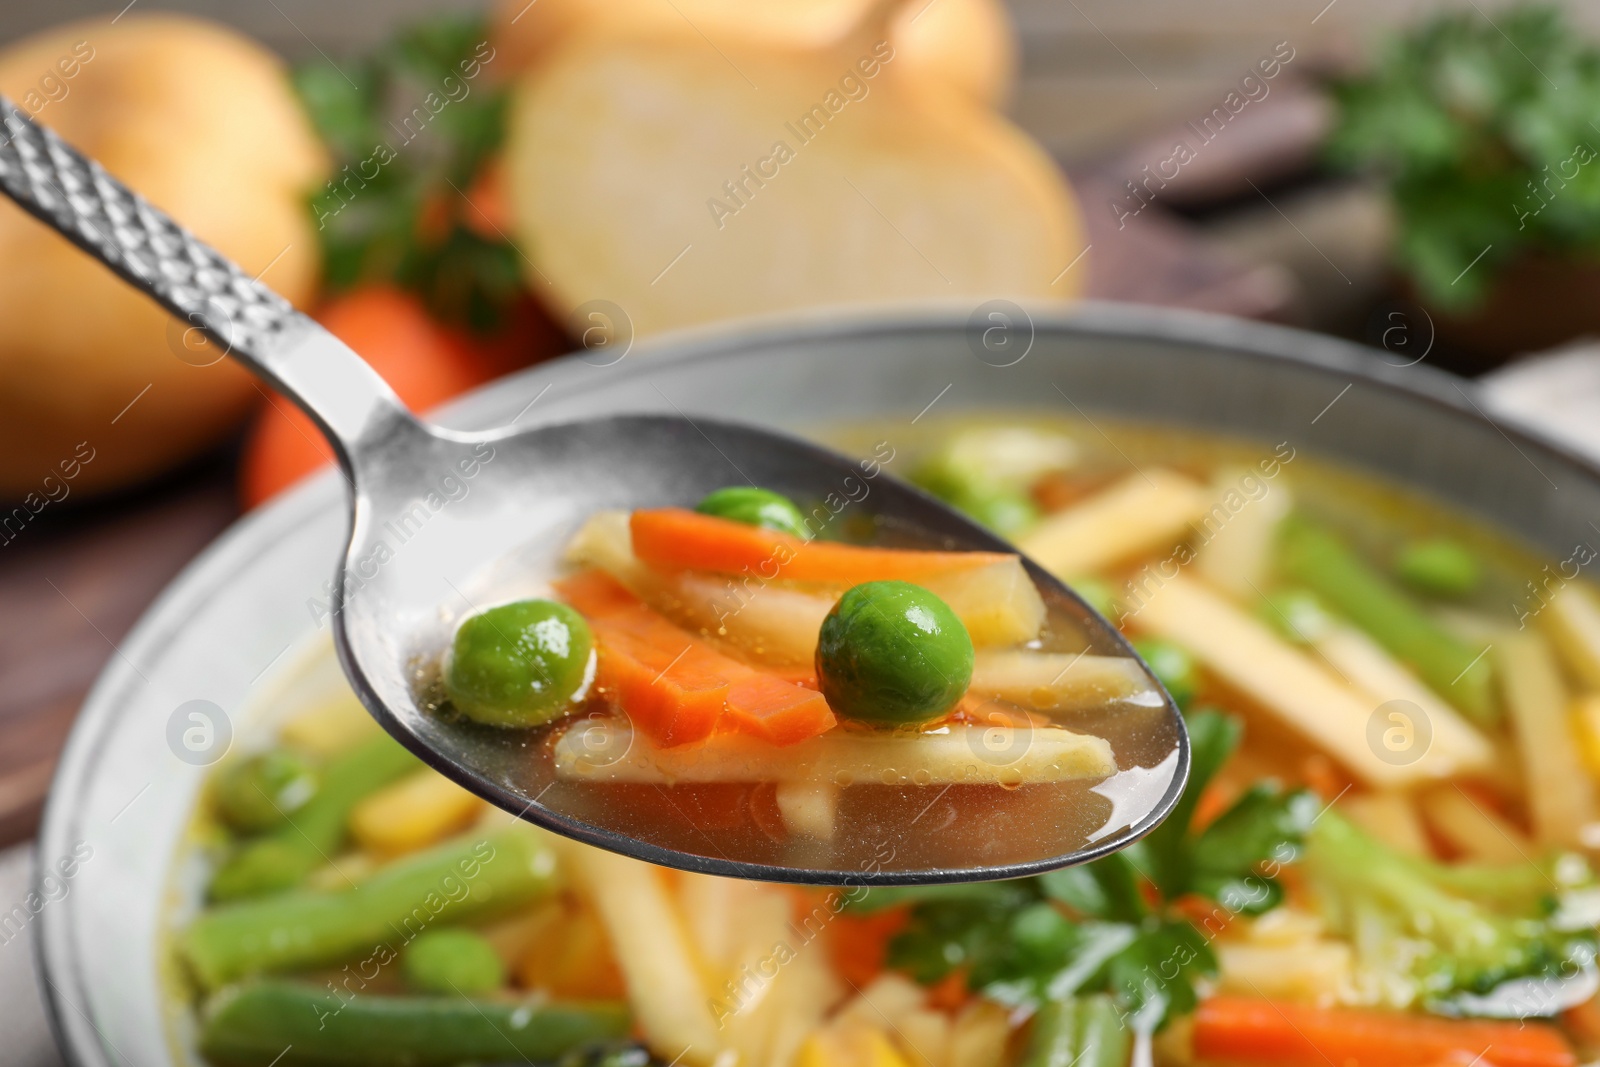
[173,415,1600,1067]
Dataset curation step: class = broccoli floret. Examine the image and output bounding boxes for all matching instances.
[1304,809,1595,1015]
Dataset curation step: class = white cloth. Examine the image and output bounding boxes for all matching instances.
[1483,340,1600,466]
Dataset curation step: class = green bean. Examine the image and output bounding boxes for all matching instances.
[208,732,419,902]
[1394,538,1481,598]
[198,980,629,1067]
[1019,993,1131,1067]
[1277,515,1495,724]
[182,826,558,990]
[1258,589,1331,645]
[402,928,505,995]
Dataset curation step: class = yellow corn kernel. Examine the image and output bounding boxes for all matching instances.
[348,769,484,854]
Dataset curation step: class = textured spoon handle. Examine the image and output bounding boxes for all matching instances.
[0,96,302,360]
[0,96,419,454]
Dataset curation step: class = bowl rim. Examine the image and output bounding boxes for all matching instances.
[33,298,1600,1067]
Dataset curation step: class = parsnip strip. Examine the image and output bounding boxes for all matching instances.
[948,1000,1010,1067]
[554,721,1114,785]
[1018,469,1208,578]
[775,780,840,840]
[1217,941,1353,1004]
[1496,633,1598,849]
[558,842,724,1064]
[1418,786,1536,865]
[1311,623,1494,777]
[1193,471,1292,600]
[1339,792,1429,857]
[968,650,1161,710]
[1129,574,1488,785]
[919,559,1045,647]
[1545,583,1600,690]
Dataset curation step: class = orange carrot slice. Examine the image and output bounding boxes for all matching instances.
[1192,996,1577,1067]
[723,674,835,746]
[555,571,835,747]
[629,508,1012,585]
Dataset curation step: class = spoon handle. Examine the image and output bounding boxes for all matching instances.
[0,98,418,459]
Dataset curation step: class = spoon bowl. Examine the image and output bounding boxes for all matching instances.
[0,95,1187,884]
[336,412,1189,883]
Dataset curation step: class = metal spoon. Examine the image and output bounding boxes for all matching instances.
[0,98,1187,885]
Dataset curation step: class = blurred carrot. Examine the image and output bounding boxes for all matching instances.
[828,905,909,990]
[461,156,513,240]
[1562,994,1600,1047]
[1192,996,1577,1067]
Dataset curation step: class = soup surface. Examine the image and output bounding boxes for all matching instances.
[172,414,1600,1067]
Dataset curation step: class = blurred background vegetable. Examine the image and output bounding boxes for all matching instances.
[1326,5,1600,359]
[0,14,324,498]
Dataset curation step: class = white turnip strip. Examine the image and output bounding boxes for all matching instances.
[557,841,725,1065]
[1193,470,1292,600]
[1496,633,1599,850]
[968,650,1161,710]
[675,873,835,1065]
[1310,622,1494,780]
[1128,574,1489,786]
[1418,785,1536,866]
[1545,583,1600,690]
[553,721,1115,785]
[1018,469,1208,578]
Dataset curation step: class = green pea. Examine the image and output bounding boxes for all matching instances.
[402,929,506,995]
[1395,538,1481,598]
[212,750,318,833]
[444,599,595,727]
[695,486,810,539]
[816,580,974,727]
[1130,637,1198,710]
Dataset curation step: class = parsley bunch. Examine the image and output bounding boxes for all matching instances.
[1327,6,1600,308]
[292,15,522,331]
[858,711,1318,1033]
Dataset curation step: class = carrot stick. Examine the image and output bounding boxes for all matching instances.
[555,571,835,747]
[1192,996,1577,1067]
[628,508,1011,586]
